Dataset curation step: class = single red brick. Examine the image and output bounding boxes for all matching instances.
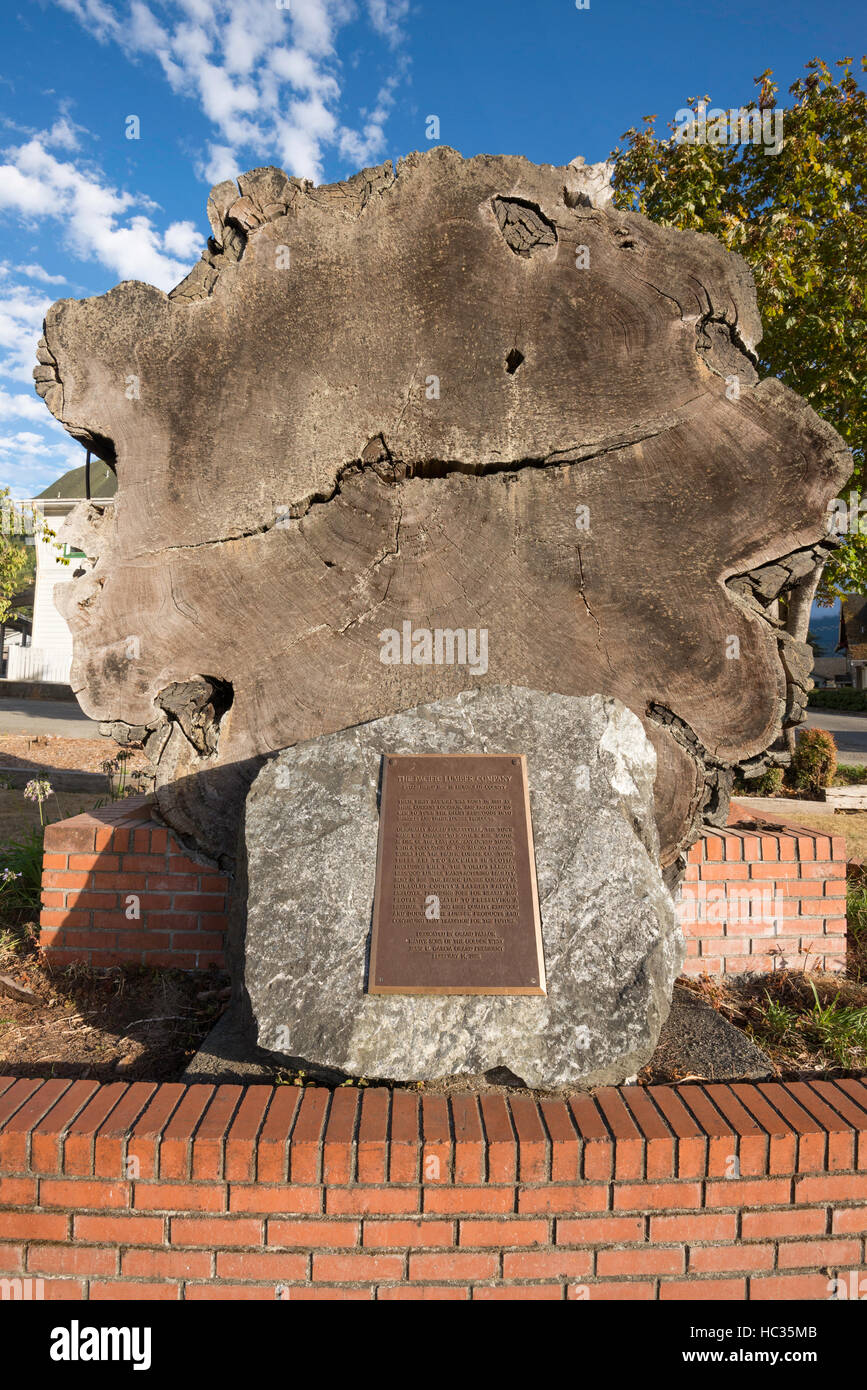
[40,910,91,930]
[479,1095,516,1183]
[613,1181,702,1211]
[0,1243,23,1273]
[408,1252,498,1281]
[133,1182,225,1212]
[594,1088,643,1179]
[279,1285,372,1301]
[43,870,90,890]
[128,1085,186,1179]
[185,1282,279,1300]
[568,1094,612,1181]
[327,1186,419,1216]
[289,1088,329,1184]
[832,1207,867,1234]
[576,1280,654,1300]
[44,822,96,852]
[313,1252,404,1281]
[751,1273,835,1300]
[651,1212,737,1242]
[743,1208,826,1239]
[705,1177,792,1207]
[0,1176,37,1204]
[40,1178,129,1209]
[122,854,169,873]
[620,1088,676,1178]
[28,1244,118,1277]
[224,1088,272,1182]
[421,1094,451,1183]
[362,1219,454,1249]
[389,1090,420,1184]
[90,1281,179,1300]
[473,1284,564,1300]
[170,932,225,951]
[458,1218,548,1247]
[171,894,227,913]
[518,1184,607,1215]
[509,1096,548,1181]
[690,1243,775,1273]
[191,1085,242,1180]
[378,1285,467,1300]
[267,1219,359,1248]
[357,1089,390,1184]
[170,1216,262,1247]
[68,853,120,872]
[42,1279,87,1300]
[74,1213,164,1244]
[777,1237,861,1269]
[539,1100,580,1182]
[647,1087,707,1179]
[503,1250,593,1279]
[322,1088,359,1184]
[660,1277,747,1300]
[556,1215,644,1244]
[159,1085,215,1179]
[0,1211,70,1241]
[122,1247,213,1278]
[229,1184,320,1214]
[90,873,146,892]
[216,1250,308,1280]
[597,1245,684,1276]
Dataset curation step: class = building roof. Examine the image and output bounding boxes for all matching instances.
[36,459,117,501]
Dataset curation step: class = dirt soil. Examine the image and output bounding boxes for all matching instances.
[0,733,150,778]
[0,941,230,1083]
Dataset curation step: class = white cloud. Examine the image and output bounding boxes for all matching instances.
[56,0,411,186]
[0,386,56,423]
[16,264,68,285]
[0,135,201,291]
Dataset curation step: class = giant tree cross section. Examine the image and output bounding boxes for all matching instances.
[34,148,850,871]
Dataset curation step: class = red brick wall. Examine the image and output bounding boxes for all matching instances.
[1,1076,865,1301]
[681,819,848,977]
[38,801,848,976]
[39,798,227,970]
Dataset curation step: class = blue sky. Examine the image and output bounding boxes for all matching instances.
[0,0,863,496]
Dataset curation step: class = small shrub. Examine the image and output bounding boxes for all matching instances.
[792,727,838,795]
[808,688,867,710]
[0,827,44,911]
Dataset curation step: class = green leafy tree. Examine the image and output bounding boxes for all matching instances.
[610,57,867,614]
[0,488,28,625]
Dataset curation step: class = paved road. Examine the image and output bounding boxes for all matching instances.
[0,697,100,739]
[803,708,867,766]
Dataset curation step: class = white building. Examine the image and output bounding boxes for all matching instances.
[6,460,115,685]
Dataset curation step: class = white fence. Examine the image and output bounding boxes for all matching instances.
[5,646,72,684]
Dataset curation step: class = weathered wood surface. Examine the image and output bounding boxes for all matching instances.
[34,148,850,869]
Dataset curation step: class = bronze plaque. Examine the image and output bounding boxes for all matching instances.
[368,754,546,995]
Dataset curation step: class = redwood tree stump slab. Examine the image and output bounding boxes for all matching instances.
[34,149,850,869]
